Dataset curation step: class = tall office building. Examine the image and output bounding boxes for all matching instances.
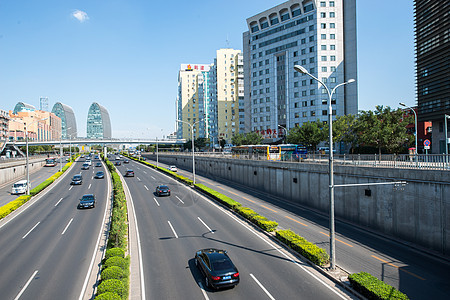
[86,102,112,139]
[176,64,212,141]
[414,0,450,153]
[51,102,77,139]
[39,97,49,111]
[243,0,357,141]
[211,49,243,144]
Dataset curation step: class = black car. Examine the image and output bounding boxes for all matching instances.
[95,171,104,179]
[71,174,82,185]
[123,159,129,164]
[78,194,96,209]
[195,249,240,289]
[124,169,134,177]
[95,162,102,167]
[155,185,170,196]
[115,161,121,166]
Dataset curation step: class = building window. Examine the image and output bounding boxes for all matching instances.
[294,82,299,87]
[265,59,269,65]
[265,69,269,74]
[294,102,299,108]
[310,100,315,106]
[252,45,256,50]
[303,101,308,107]
[252,63,257,68]
[321,12,326,18]
[330,45,336,50]
[266,78,270,83]
[330,23,335,28]
[301,59,307,65]
[259,79,263,85]
[302,112,307,117]
[301,49,306,55]
[309,57,315,63]
[330,34,335,39]
[330,1,335,7]
[302,80,307,86]
[302,91,307,96]
[295,112,299,118]
[321,23,326,29]
[321,45,327,50]
[266,87,270,92]
[330,55,336,61]
[321,56,327,61]
[252,54,256,59]
[330,12,335,18]
[293,51,298,57]
[322,66,327,72]
[259,52,263,57]
[259,61,263,66]
[311,111,315,116]
[266,97,270,102]
[253,81,257,86]
[309,25,314,31]
[320,1,326,7]
[310,90,315,95]
[322,110,327,116]
[301,38,306,44]
[310,46,315,52]
[330,77,336,83]
[322,88,327,94]
[321,34,327,39]
[330,66,336,72]
[259,70,263,75]
[294,72,299,77]
[253,72,257,77]
[322,77,328,83]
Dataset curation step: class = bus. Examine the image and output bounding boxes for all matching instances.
[45,157,57,167]
[279,144,308,161]
[231,145,281,160]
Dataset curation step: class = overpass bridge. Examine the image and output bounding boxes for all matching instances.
[2,138,186,147]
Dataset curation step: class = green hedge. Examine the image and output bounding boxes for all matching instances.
[276,229,330,266]
[235,206,278,232]
[348,272,409,300]
[105,247,125,260]
[101,266,125,281]
[97,279,127,299]
[195,184,241,209]
[95,292,121,300]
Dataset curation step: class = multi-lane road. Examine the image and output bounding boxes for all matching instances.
[117,158,355,299]
[0,157,110,300]
[141,156,450,300]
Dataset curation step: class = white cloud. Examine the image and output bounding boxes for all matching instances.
[72,10,89,23]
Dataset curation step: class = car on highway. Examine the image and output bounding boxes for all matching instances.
[115,161,121,166]
[95,162,102,167]
[11,180,29,195]
[71,174,83,185]
[168,165,177,172]
[82,163,90,170]
[115,156,120,160]
[95,171,105,179]
[78,194,96,209]
[195,248,239,290]
[124,169,134,177]
[85,159,92,166]
[123,159,129,164]
[155,185,170,196]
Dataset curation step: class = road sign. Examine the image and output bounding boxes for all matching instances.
[424,139,431,147]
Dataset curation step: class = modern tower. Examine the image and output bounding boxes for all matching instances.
[51,102,77,139]
[243,0,357,140]
[86,102,112,139]
[414,0,450,153]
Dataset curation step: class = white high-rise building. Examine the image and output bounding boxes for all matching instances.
[243,0,357,140]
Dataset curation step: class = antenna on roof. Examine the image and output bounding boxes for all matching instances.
[226,34,230,48]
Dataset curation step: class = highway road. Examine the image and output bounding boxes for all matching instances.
[144,156,450,300]
[0,162,63,207]
[0,157,110,300]
[118,158,355,300]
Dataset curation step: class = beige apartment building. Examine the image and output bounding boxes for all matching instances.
[8,110,61,142]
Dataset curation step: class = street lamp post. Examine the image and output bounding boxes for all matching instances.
[177,119,201,184]
[12,117,48,195]
[278,124,287,144]
[399,103,418,163]
[445,114,450,165]
[294,65,355,270]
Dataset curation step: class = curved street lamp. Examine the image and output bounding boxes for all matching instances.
[294,65,355,270]
[399,102,418,162]
[176,119,201,184]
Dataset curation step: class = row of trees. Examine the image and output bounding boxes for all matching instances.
[233,106,414,155]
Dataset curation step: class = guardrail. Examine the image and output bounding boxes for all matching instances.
[145,152,450,171]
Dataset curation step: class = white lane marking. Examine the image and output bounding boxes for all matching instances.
[69,185,73,190]
[137,177,141,181]
[88,183,91,189]
[22,222,40,239]
[143,171,147,174]
[168,221,178,238]
[14,270,38,300]
[198,217,214,234]
[198,282,209,300]
[61,218,73,235]
[153,198,160,207]
[55,197,64,207]
[144,185,149,191]
[250,273,276,300]
[91,176,93,180]
[175,196,184,204]
[151,176,155,180]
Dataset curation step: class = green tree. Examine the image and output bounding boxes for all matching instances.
[323,114,358,153]
[355,105,412,155]
[194,137,209,150]
[287,120,325,151]
[231,132,263,146]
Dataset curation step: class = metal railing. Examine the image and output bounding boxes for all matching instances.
[150,152,450,170]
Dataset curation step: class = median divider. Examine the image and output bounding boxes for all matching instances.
[122,153,409,299]
[96,154,130,300]
[0,156,78,220]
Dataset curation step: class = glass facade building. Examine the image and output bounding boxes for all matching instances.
[51,102,77,139]
[86,102,112,139]
[13,102,36,114]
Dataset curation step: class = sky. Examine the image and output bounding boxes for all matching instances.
[0,0,415,139]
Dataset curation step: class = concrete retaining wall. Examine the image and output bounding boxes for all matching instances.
[150,153,450,256]
[0,158,46,186]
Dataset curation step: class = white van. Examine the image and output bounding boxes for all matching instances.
[11,180,29,195]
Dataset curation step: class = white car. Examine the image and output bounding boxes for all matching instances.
[12,180,29,194]
[168,166,177,172]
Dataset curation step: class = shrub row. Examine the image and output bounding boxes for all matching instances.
[96,155,129,299]
[0,160,74,220]
[121,153,408,299]
[348,272,409,300]
[276,229,330,266]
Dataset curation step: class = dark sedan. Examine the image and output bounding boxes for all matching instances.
[95,171,104,179]
[95,162,102,167]
[71,174,82,185]
[115,161,121,166]
[124,169,134,177]
[155,185,170,196]
[78,194,96,209]
[195,248,239,289]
